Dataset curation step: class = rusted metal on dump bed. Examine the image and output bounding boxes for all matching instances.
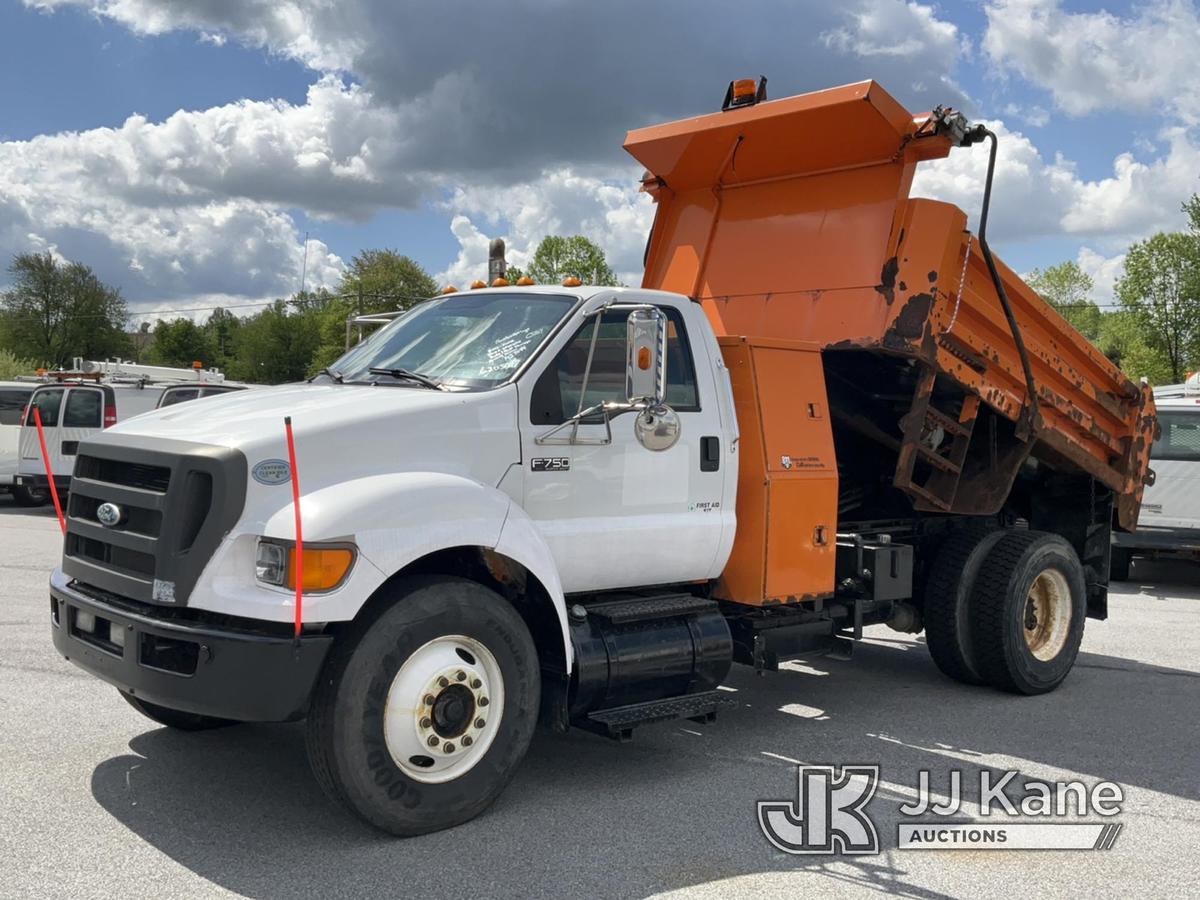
[625,80,1155,530]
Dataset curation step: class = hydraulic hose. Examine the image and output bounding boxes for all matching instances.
[974,128,1040,440]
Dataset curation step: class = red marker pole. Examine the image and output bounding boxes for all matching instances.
[284,416,303,640]
[33,407,66,535]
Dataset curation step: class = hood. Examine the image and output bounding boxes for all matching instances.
[89,381,521,492]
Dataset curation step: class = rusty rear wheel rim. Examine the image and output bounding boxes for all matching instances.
[1023,569,1072,662]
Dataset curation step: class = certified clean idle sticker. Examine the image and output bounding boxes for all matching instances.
[252,459,292,485]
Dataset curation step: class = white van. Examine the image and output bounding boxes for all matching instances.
[155,382,248,408]
[1111,378,1200,579]
[14,381,164,498]
[0,381,46,505]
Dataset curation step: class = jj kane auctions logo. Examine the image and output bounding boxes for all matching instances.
[758,765,1124,854]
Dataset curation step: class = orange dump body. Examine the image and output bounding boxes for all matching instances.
[626,80,1155,524]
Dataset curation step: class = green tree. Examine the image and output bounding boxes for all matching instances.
[0,348,35,380]
[510,235,619,287]
[0,252,130,367]
[1097,310,1175,384]
[204,307,243,369]
[1027,261,1102,340]
[225,300,321,384]
[1115,232,1200,383]
[147,318,216,368]
[337,250,438,315]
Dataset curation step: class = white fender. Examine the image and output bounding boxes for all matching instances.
[194,471,573,672]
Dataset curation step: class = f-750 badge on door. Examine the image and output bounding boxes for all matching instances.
[531,457,570,472]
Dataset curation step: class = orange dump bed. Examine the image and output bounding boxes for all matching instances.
[625,80,1156,533]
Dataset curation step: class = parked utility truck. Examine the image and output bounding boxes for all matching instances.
[48,80,1156,836]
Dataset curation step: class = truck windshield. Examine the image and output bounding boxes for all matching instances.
[333,292,577,389]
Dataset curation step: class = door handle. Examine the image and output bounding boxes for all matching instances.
[700,436,720,472]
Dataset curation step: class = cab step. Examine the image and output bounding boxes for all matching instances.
[582,690,736,742]
[585,593,717,625]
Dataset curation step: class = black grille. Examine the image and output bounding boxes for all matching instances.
[75,455,171,492]
[62,440,246,606]
[67,533,156,577]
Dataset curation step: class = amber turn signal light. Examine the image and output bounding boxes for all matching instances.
[287,547,355,592]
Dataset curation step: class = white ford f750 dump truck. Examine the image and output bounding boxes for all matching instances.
[48,81,1155,836]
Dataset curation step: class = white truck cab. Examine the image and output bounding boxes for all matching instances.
[49,285,741,833]
[1111,376,1200,579]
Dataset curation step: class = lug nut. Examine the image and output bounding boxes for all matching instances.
[423,694,435,706]
[461,736,473,747]
[470,677,481,689]
[444,742,455,753]
[420,717,432,728]
[438,676,449,688]
[475,718,486,729]
[456,670,466,681]
[427,735,440,747]
[478,696,489,707]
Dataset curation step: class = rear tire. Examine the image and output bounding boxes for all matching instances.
[121,692,239,731]
[306,575,540,836]
[922,526,1004,685]
[969,531,1087,695]
[1109,547,1132,582]
[12,483,49,507]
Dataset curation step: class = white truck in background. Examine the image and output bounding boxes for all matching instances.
[16,360,233,502]
[1111,375,1200,580]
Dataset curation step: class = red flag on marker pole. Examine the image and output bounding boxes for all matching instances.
[33,407,66,536]
[284,416,303,640]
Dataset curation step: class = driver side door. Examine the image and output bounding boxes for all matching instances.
[517,299,729,593]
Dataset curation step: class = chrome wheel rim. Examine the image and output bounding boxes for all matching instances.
[1023,569,1071,661]
[383,635,504,784]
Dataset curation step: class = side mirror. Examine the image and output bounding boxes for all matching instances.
[626,307,680,451]
[626,307,667,406]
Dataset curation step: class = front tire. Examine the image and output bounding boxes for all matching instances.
[306,575,540,836]
[12,483,50,507]
[970,531,1087,695]
[121,692,239,731]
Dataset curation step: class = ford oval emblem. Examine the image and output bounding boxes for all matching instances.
[252,459,292,486]
[96,502,123,527]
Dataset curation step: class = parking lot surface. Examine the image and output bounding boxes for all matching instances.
[2,496,1197,899]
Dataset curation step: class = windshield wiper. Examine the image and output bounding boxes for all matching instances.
[367,367,444,390]
[312,367,344,383]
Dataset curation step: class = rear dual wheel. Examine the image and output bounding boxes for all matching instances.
[923,528,1086,695]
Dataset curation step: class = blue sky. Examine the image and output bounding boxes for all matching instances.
[2,0,1198,320]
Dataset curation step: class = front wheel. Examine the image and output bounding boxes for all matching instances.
[970,531,1087,695]
[306,576,540,836]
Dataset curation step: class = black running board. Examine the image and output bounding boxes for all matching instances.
[581,690,736,742]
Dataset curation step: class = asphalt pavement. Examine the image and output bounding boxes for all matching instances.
[2,494,1197,899]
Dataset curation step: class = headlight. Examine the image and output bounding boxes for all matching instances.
[255,539,355,592]
[255,540,288,586]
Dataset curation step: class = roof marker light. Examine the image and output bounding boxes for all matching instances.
[516,276,536,286]
[491,277,510,287]
[562,276,583,287]
[469,279,487,289]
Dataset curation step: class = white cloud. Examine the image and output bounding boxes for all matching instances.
[437,168,654,287]
[983,0,1200,123]
[1076,246,1126,308]
[822,1,967,60]
[913,120,1198,248]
